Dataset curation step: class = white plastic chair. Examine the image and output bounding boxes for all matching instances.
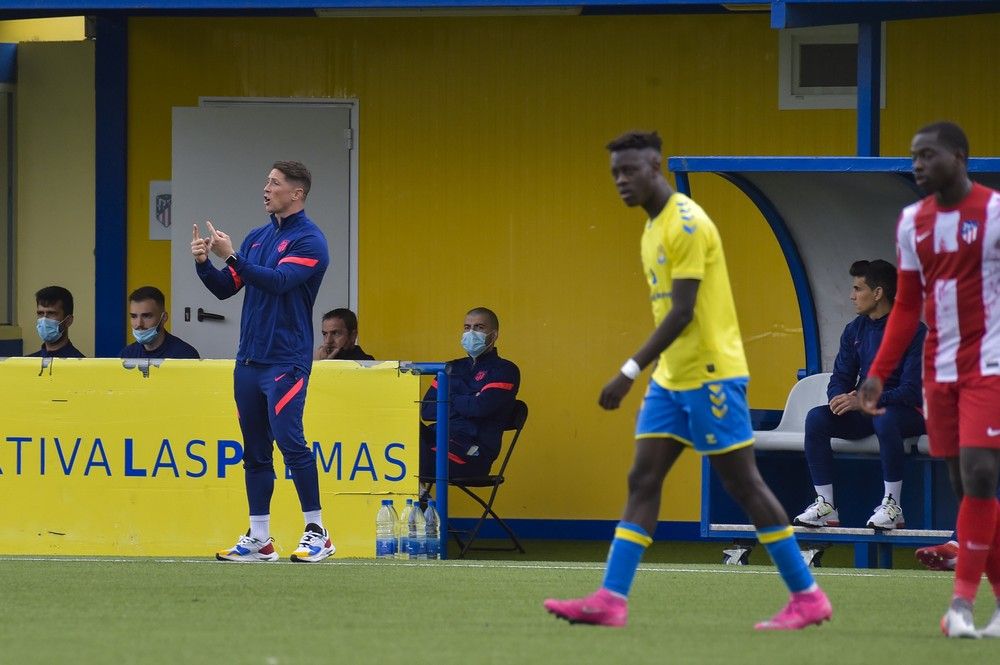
[754,372,918,454]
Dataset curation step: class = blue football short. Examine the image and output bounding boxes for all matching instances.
[634,377,754,455]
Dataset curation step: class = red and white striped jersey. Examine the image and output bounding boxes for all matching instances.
[896,182,1000,383]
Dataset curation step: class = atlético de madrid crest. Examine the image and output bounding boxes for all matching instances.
[475,370,487,381]
[961,220,979,244]
[277,240,289,253]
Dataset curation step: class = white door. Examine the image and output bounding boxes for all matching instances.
[170,102,355,359]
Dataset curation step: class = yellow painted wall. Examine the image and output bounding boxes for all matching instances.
[0,17,85,43]
[881,16,1000,154]
[120,13,1000,524]
[16,41,95,357]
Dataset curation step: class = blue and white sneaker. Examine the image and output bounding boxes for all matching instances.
[290,523,335,563]
[216,532,279,562]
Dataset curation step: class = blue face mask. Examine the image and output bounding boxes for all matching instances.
[461,330,490,358]
[36,317,64,344]
[132,326,159,346]
[132,315,164,346]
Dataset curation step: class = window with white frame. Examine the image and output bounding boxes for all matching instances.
[778,24,886,110]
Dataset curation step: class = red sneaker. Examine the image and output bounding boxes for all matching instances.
[916,541,958,571]
[543,588,628,627]
[755,588,832,630]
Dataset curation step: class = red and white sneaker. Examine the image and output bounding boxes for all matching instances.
[916,541,958,571]
[940,603,979,638]
[543,588,628,627]
[290,523,335,563]
[755,588,832,630]
[216,533,278,562]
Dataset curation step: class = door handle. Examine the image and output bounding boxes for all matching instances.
[197,308,225,322]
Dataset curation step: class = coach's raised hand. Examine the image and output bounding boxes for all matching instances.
[191,223,214,264]
[205,221,235,259]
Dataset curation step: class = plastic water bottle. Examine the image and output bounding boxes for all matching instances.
[407,498,427,560]
[375,499,397,559]
[396,498,413,560]
[424,499,441,560]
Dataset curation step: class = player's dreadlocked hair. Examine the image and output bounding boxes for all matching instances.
[605,131,662,153]
[917,121,970,159]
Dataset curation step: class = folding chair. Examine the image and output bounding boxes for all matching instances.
[449,399,528,558]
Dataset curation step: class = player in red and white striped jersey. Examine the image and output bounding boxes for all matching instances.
[860,122,1000,638]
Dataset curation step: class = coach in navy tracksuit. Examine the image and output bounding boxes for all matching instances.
[193,160,334,564]
[420,307,520,480]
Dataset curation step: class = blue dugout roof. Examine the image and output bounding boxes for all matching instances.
[668,157,1000,377]
[0,0,996,24]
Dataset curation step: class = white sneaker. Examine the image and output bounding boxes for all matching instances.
[940,604,979,638]
[793,497,840,527]
[867,496,905,530]
[980,607,1000,638]
[216,533,279,562]
[290,523,335,562]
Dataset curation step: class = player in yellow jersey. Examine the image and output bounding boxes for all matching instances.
[544,131,832,630]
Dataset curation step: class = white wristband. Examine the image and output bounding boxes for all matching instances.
[620,358,641,380]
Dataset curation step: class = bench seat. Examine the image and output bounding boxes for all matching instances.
[751,372,927,455]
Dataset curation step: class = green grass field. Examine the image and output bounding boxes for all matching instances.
[1,543,996,665]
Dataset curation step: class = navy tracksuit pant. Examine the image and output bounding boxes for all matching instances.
[235,362,320,515]
[803,404,925,486]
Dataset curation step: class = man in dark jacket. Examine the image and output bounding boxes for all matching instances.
[314,308,374,361]
[28,286,85,358]
[119,286,199,359]
[794,259,926,530]
[420,307,520,480]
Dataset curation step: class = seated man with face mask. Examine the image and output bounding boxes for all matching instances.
[419,306,520,481]
[29,285,85,358]
[119,286,200,360]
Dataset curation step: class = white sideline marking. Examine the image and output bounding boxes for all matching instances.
[0,556,945,579]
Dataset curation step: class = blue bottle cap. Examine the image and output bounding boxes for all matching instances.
[428,499,436,507]
[382,499,392,505]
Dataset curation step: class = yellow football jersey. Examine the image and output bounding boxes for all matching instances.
[640,193,748,390]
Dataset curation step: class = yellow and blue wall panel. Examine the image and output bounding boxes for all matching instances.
[0,358,419,557]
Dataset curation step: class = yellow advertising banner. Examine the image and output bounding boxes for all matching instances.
[0,358,420,558]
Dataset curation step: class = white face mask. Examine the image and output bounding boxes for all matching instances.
[461,330,490,358]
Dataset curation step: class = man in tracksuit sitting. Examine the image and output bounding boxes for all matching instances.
[420,307,520,486]
[794,259,926,530]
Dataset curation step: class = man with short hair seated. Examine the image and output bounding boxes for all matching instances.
[314,308,374,361]
[120,286,200,359]
[419,307,520,483]
[29,285,85,358]
[794,260,926,530]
